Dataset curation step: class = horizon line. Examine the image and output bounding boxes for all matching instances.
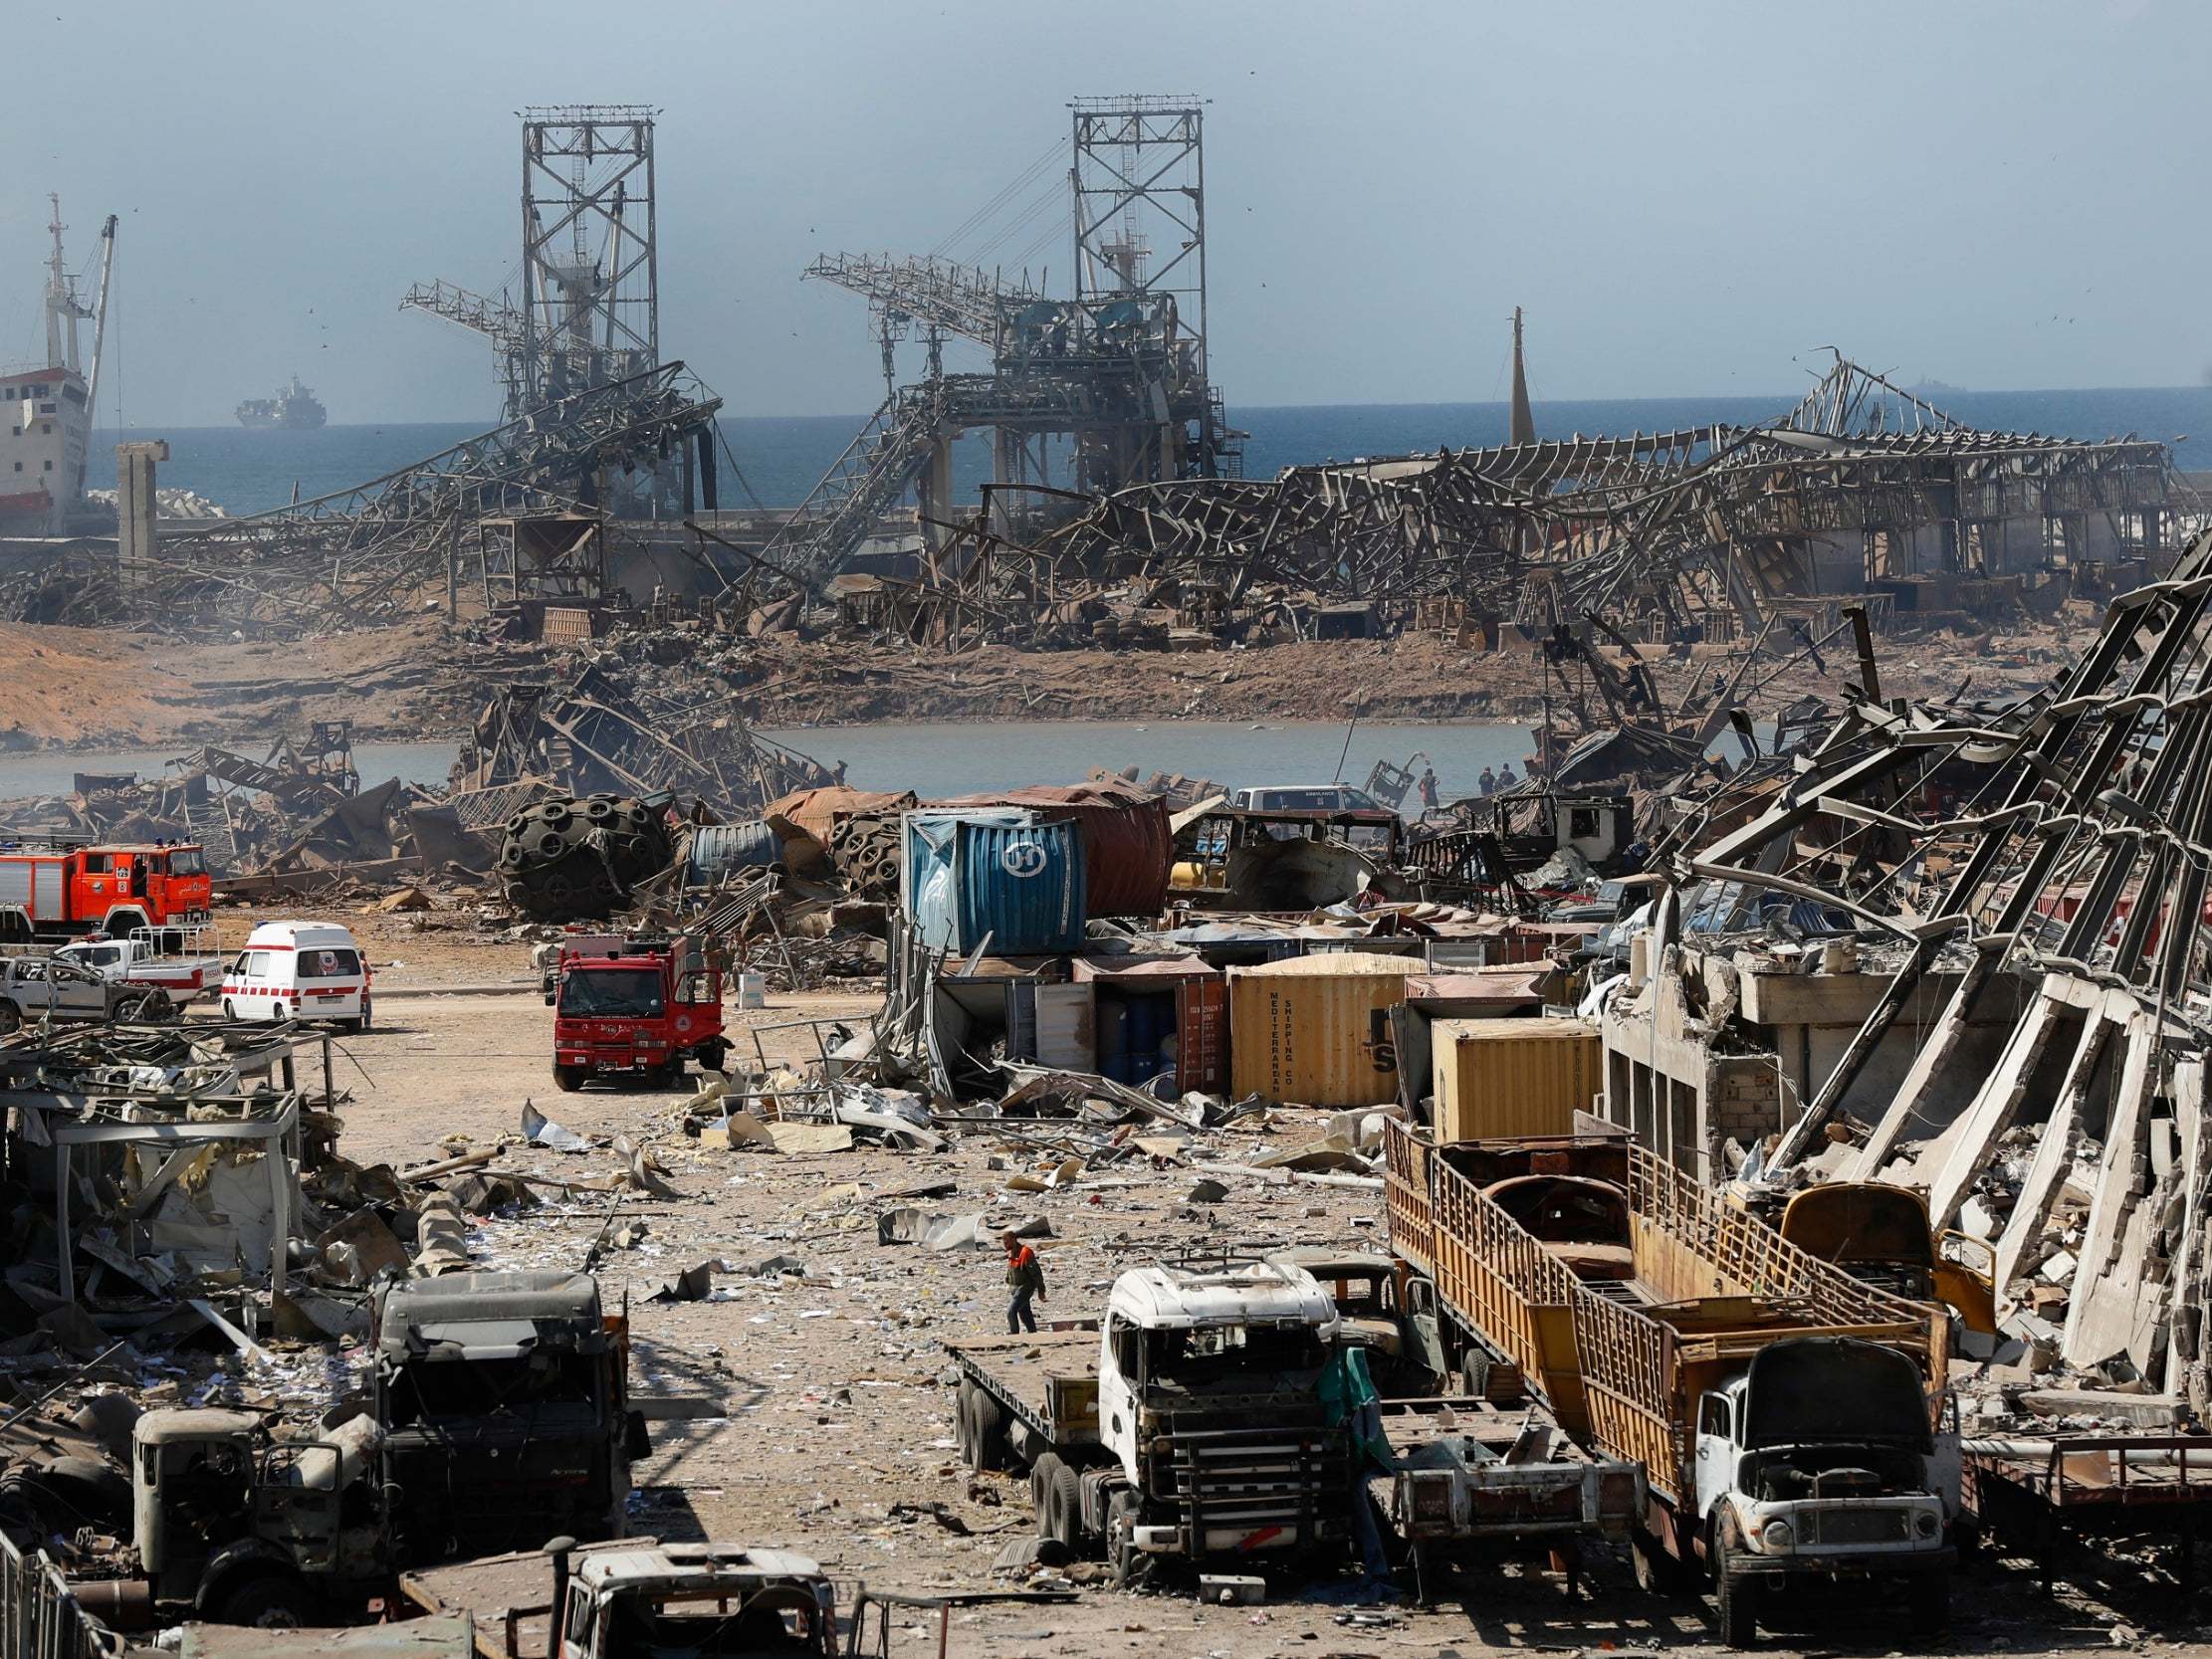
[87,380,2212,434]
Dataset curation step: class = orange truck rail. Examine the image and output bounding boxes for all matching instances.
[1385,1120,1943,1506]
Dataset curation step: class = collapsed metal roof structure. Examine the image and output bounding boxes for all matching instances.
[1020,357,2176,636]
[1651,520,2212,1404]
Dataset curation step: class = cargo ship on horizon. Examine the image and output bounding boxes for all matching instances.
[237,375,328,430]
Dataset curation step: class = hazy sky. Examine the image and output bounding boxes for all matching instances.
[1,0,2203,427]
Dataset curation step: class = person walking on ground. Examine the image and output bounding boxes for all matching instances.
[1417,766,1439,811]
[1477,765,1496,797]
[1002,1230,1046,1335]
[1496,762,1519,791]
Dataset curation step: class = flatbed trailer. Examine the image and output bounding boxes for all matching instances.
[399,1548,570,1659]
[1380,1395,1646,1602]
[944,1328,1102,1467]
[1963,1434,2212,1592]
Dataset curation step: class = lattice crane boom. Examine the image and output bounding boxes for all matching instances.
[803,252,1040,351]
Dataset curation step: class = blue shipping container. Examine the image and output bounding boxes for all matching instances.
[903,810,1087,955]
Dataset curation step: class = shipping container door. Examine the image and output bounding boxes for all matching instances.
[1178,977,1227,1094]
[1033,983,1094,1070]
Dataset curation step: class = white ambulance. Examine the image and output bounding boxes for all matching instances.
[219,921,373,1031]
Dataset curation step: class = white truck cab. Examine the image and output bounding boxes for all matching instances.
[220,920,372,1031]
[951,1253,1361,1582]
[1693,1339,1953,1640]
[1096,1258,1341,1494]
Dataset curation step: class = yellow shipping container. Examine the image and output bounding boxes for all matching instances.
[1430,1016,1601,1142]
[1227,951,1416,1107]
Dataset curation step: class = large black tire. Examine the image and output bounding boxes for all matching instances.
[1633,1525,1693,1595]
[211,1571,319,1629]
[1457,1350,1491,1398]
[1047,1462,1084,1552]
[0,1001,19,1035]
[1029,1452,1065,1538]
[1906,1574,1949,1638]
[955,1380,979,1466]
[971,1389,1013,1473]
[553,1064,586,1093]
[1713,1541,1759,1648]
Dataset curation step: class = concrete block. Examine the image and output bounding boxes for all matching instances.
[2018,1389,2182,1428]
[1201,1573,1265,1604]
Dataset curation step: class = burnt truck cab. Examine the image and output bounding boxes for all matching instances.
[545,1543,840,1659]
[1780,1183,1999,1339]
[373,1271,649,1564]
[130,1407,387,1628]
[1696,1339,1953,1630]
[1271,1247,1443,1394]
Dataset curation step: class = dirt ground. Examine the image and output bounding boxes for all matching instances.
[0,611,2087,755]
[130,903,2193,1657]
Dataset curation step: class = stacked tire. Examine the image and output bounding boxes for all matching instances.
[498,794,675,922]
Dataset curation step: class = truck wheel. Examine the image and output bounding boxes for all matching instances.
[0,1002,23,1035]
[212,1571,318,1629]
[1633,1526,1694,1595]
[1713,1541,1759,1647]
[553,1064,585,1093]
[1906,1575,1949,1637]
[1457,1351,1491,1398]
[1029,1452,1066,1538]
[955,1380,978,1465]
[1107,1489,1150,1588]
[697,1039,730,1073]
[971,1390,1013,1472]
[1047,1462,1084,1551]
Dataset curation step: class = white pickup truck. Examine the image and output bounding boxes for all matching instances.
[53,925,223,1008]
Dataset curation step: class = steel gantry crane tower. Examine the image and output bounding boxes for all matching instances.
[405,105,661,419]
[770,94,1237,585]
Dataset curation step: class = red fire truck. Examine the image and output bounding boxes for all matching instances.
[0,842,214,939]
[546,932,729,1091]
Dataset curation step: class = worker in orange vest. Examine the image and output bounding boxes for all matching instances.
[1001,1230,1046,1334]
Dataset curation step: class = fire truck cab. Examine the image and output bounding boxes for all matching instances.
[0,841,212,939]
[549,933,728,1092]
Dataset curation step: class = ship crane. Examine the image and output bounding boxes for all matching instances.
[399,279,533,417]
[75,214,116,500]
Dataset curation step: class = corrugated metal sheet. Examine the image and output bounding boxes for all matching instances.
[1227,950,1415,1107]
[686,819,779,880]
[1431,1017,1601,1142]
[936,782,1171,919]
[903,810,1085,955]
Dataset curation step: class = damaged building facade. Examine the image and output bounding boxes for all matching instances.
[1588,522,2212,1404]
